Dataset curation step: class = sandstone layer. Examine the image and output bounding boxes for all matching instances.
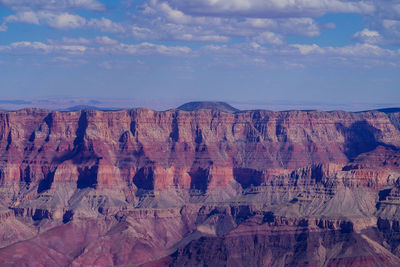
[0,105,400,266]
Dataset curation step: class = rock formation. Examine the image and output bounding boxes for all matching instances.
[0,102,400,266]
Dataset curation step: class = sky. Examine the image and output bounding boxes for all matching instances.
[0,0,399,110]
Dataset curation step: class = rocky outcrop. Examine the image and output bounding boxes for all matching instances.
[0,105,400,266]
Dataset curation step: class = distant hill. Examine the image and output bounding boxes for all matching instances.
[375,108,400,114]
[357,107,400,114]
[177,101,240,113]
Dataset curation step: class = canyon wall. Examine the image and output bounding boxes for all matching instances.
[0,106,400,266]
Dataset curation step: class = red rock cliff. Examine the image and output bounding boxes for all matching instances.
[0,108,399,191]
[0,106,400,267]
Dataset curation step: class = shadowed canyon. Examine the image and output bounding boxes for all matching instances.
[1,102,400,266]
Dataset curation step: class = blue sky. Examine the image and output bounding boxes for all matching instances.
[0,0,399,110]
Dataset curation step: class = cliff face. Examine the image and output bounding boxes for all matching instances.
[0,107,400,266]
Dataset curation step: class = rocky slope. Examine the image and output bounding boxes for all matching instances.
[0,103,400,266]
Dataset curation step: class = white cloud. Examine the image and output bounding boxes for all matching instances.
[197,41,400,69]
[202,44,228,51]
[179,34,229,42]
[59,45,87,53]
[87,18,125,33]
[0,41,52,54]
[290,42,396,58]
[0,40,89,56]
[48,37,91,45]
[0,0,105,11]
[279,18,320,37]
[359,1,400,45]
[50,56,88,65]
[159,2,192,24]
[164,0,375,18]
[239,17,320,37]
[371,0,400,20]
[0,38,192,57]
[1,10,126,33]
[102,42,191,56]
[0,0,332,44]
[244,18,276,28]
[4,11,40,24]
[1,0,399,69]
[95,36,119,45]
[353,28,382,44]
[130,25,155,40]
[126,1,324,43]
[301,43,392,59]
[2,11,86,29]
[43,12,86,29]
[292,43,324,55]
[0,23,7,31]
[0,35,398,70]
[253,31,284,45]
[326,43,396,57]
[382,19,400,38]
[383,20,400,29]
[157,1,213,25]
[126,0,400,47]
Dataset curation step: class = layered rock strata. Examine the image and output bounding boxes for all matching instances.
[0,106,399,266]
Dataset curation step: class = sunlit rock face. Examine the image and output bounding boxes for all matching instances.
[1,104,400,266]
